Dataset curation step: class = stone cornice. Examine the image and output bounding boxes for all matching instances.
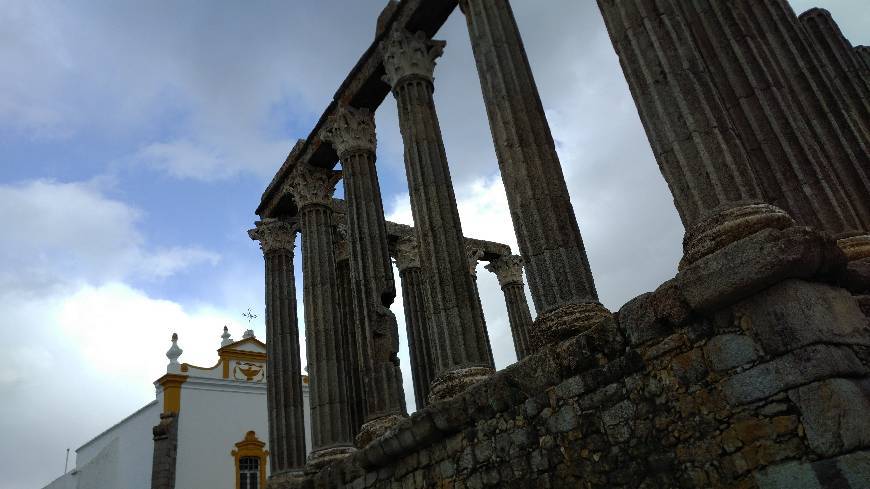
[284,164,341,209]
[320,106,377,159]
[381,29,446,88]
[485,254,525,287]
[248,218,299,254]
[393,235,421,272]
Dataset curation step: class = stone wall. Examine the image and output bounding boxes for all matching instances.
[276,227,870,489]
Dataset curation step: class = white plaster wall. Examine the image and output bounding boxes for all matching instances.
[175,379,270,489]
[43,472,77,489]
[72,400,159,489]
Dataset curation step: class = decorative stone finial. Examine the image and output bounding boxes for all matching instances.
[166,333,183,372]
[221,326,233,347]
[393,235,421,272]
[242,329,255,339]
[466,244,485,278]
[284,164,341,209]
[380,29,446,87]
[485,254,525,287]
[321,106,377,159]
[248,218,299,254]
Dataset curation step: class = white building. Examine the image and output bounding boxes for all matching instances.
[43,328,311,489]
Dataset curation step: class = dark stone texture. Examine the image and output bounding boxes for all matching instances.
[150,413,178,489]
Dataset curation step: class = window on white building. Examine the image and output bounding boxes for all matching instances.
[239,456,259,489]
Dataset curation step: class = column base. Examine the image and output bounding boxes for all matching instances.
[680,203,794,270]
[266,470,306,489]
[356,413,406,448]
[427,365,494,404]
[838,234,870,261]
[530,301,613,350]
[305,445,355,473]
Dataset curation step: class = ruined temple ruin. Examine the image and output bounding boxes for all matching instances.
[240,0,870,487]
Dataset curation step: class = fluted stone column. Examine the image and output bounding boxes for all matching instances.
[676,1,862,239]
[465,244,494,364]
[597,0,793,267]
[381,29,494,403]
[284,164,355,470]
[393,235,436,409]
[732,0,870,233]
[461,0,610,347]
[333,230,366,435]
[485,255,533,360]
[320,106,407,445]
[248,219,307,484]
[800,8,870,141]
[856,46,870,84]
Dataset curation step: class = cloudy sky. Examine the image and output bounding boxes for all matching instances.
[1,1,867,487]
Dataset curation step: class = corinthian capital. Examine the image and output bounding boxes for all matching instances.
[321,106,377,159]
[465,244,485,278]
[380,29,445,87]
[248,218,299,254]
[392,235,421,272]
[485,255,525,287]
[284,163,341,209]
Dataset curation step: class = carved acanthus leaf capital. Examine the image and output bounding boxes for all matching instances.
[284,164,341,209]
[321,106,377,159]
[248,218,299,254]
[380,29,445,88]
[485,254,525,287]
[466,244,485,277]
[392,235,421,272]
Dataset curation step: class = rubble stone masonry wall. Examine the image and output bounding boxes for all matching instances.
[276,227,870,489]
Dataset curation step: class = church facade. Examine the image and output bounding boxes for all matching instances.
[43,329,311,489]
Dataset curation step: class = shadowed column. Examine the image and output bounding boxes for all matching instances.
[675,1,862,240]
[332,229,366,437]
[284,164,355,470]
[460,0,611,349]
[465,244,494,364]
[320,106,407,446]
[393,235,436,409]
[381,29,494,403]
[248,219,307,484]
[597,0,793,268]
[856,46,870,85]
[485,255,533,360]
[732,0,870,236]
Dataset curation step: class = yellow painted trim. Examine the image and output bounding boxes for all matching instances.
[231,431,269,489]
[156,373,187,414]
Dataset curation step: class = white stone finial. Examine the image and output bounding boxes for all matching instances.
[243,329,255,339]
[166,333,183,373]
[221,326,233,347]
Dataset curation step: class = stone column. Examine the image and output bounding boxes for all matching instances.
[465,244,494,364]
[393,235,436,409]
[485,255,533,360]
[381,29,494,403]
[597,0,793,267]
[460,0,610,347]
[320,106,407,445]
[247,219,307,483]
[856,46,870,84]
[284,164,355,470]
[333,229,366,436]
[732,0,870,232]
[799,8,870,139]
[675,1,862,238]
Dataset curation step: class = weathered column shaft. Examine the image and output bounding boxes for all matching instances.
[286,165,355,467]
[856,46,870,85]
[734,0,870,228]
[400,266,435,409]
[461,0,598,317]
[321,106,406,445]
[800,8,870,141]
[248,219,307,478]
[678,0,862,236]
[334,245,366,434]
[382,30,494,401]
[597,0,793,267]
[466,245,494,365]
[485,255,533,360]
